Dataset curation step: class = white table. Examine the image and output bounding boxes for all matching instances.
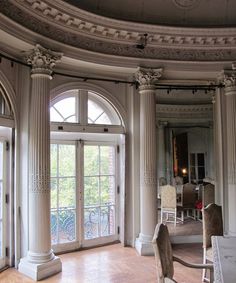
[212,236,236,283]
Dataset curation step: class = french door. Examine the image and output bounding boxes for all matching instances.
[50,141,119,251]
[0,141,7,269]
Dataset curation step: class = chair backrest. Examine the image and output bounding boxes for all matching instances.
[202,184,215,207]
[152,223,174,282]
[161,185,177,210]
[182,183,196,207]
[173,176,183,186]
[159,177,167,186]
[202,203,223,249]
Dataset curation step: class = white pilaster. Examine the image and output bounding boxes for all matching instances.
[19,45,63,280]
[223,67,236,236]
[134,67,162,255]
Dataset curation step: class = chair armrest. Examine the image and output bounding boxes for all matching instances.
[173,256,213,270]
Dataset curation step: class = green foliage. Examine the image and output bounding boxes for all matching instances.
[50,144,115,218]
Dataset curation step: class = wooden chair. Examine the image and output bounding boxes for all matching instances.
[177,183,196,221]
[202,184,215,207]
[202,203,223,282]
[152,223,213,283]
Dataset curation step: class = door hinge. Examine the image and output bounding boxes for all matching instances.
[117,185,120,194]
[117,145,120,154]
[5,194,9,204]
[5,141,9,151]
[5,247,9,257]
[117,226,120,235]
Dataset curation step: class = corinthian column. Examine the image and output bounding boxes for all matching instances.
[134,67,162,255]
[19,45,63,280]
[222,66,236,235]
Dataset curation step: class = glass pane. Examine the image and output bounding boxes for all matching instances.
[198,167,205,180]
[59,145,75,176]
[0,143,3,180]
[53,97,76,122]
[84,146,99,176]
[50,178,57,209]
[95,113,111,125]
[101,206,115,237]
[59,178,76,208]
[84,177,99,206]
[100,176,115,205]
[0,220,2,257]
[50,144,58,177]
[190,153,195,166]
[100,146,115,175]
[190,166,196,180]
[198,153,205,166]
[58,209,76,243]
[87,100,104,124]
[50,210,58,245]
[50,107,63,122]
[84,207,99,239]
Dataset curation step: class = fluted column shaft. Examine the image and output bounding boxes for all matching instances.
[135,67,162,255]
[223,69,236,235]
[28,72,52,260]
[19,45,63,281]
[140,87,157,236]
[157,121,167,181]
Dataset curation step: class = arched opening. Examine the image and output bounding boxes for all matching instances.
[50,87,125,253]
[0,82,15,270]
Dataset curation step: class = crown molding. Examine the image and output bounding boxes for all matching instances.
[1,0,236,64]
[156,104,213,120]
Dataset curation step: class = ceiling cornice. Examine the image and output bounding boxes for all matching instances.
[1,0,236,64]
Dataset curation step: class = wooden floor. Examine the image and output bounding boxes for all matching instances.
[0,243,204,283]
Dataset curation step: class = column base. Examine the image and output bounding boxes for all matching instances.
[18,256,62,281]
[135,233,154,255]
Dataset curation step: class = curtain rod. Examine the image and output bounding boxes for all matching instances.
[0,52,224,90]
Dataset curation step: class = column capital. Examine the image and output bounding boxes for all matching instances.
[220,65,236,95]
[26,44,63,77]
[135,67,163,91]
[157,120,168,129]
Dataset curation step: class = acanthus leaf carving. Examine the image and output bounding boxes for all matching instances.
[135,67,162,90]
[26,44,63,75]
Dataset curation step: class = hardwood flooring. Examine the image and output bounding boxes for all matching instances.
[0,243,204,283]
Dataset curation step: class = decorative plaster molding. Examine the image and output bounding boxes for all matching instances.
[143,170,157,186]
[222,70,236,89]
[2,0,236,61]
[173,0,201,10]
[27,44,63,75]
[135,67,162,89]
[156,104,213,119]
[31,173,50,194]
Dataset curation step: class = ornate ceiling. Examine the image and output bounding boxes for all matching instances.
[65,0,236,27]
[0,0,236,79]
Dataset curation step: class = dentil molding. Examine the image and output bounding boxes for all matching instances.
[2,0,236,62]
[156,104,213,120]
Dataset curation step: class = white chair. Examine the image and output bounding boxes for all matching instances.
[160,185,179,226]
[202,203,223,282]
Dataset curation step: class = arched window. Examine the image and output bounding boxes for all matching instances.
[50,87,125,253]
[0,84,13,118]
[50,89,122,126]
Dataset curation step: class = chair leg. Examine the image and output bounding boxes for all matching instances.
[174,209,176,226]
[202,249,207,282]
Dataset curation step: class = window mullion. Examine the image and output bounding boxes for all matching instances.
[98,146,101,237]
[79,90,88,125]
[56,144,60,244]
